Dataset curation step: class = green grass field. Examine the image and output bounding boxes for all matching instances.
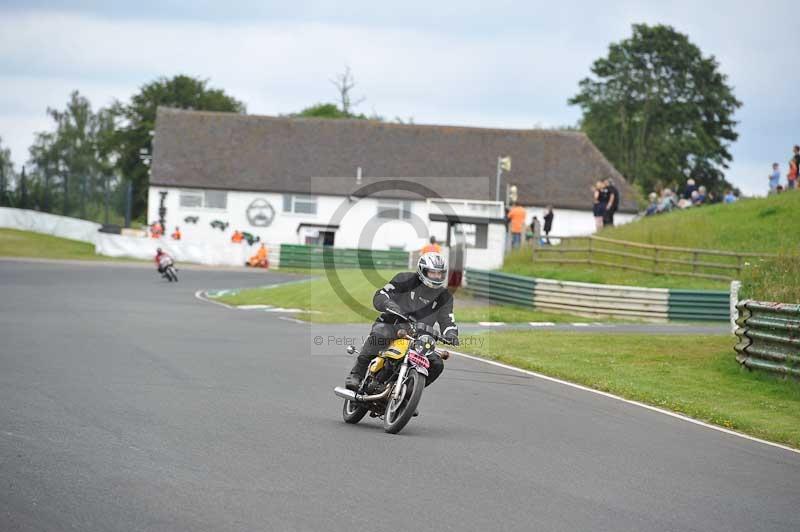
[213,268,593,324]
[0,228,105,261]
[470,330,800,448]
[504,192,800,299]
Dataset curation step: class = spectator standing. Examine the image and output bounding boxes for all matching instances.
[791,146,800,190]
[682,178,697,200]
[603,178,619,226]
[507,202,527,249]
[543,206,554,244]
[768,163,781,194]
[150,221,163,239]
[788,151,799,190]
[592,181,606,230]
[421,236,442,254]
[171,226,181,240]
[231,230,244,243]
[724,190,737,204]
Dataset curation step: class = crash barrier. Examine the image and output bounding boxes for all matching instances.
[95,232,281,267]
[464,268,730,322]
[734,301,800,377]
[532,235,775,282]
[0,207,101,244]
[279,244,409,270]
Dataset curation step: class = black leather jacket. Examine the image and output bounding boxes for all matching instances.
[373,272,458,339]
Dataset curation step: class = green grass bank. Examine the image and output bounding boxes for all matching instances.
[212,268,593,324]
[470,330,800,448]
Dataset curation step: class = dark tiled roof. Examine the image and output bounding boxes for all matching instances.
[151,107,637,212]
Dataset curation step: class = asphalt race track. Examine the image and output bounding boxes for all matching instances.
[1,260,799,532]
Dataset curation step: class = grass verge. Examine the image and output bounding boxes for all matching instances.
[0,228,106,261]
[213,268,594,323]
[470,331,800,448]
[503,192,800,297]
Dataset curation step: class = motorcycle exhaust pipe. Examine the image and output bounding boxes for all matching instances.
[333,386,392,403]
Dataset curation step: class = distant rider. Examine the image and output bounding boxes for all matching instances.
[345,252,459,391]
[154,247,172,274]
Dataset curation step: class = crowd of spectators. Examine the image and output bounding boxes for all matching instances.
[644,179,723,216]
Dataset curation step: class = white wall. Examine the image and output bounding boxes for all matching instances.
[0,207,101,243]
[147,187,634,269]
[148,187,434,251]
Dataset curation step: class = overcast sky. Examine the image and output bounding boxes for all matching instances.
[1,0,797,195]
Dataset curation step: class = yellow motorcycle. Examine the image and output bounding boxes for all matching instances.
[334,313,451,434]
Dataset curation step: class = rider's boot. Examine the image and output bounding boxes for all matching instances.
[345,355,370,391]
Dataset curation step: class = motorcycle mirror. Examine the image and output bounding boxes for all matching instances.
[346,345,357,355]
[396,329,408,338]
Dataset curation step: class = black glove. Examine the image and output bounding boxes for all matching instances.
[444,334,459,347]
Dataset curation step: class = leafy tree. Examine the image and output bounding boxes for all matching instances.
[114,75,246,218]
[569,24,741,194]
[293,102,374,120]
[28,91,106,217]
[0,137,14,207]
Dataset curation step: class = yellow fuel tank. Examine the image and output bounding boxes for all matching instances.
[383,338,410,360]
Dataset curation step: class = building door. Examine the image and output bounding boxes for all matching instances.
[321,231,335,246]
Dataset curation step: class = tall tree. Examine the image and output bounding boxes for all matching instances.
[330,66,365,116]
[115,75,246,219]
[569,24,741,194]
[0,137,14,207]
[17,167,29,209]
[28,91,102,217]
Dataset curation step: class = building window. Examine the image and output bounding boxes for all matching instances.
[204,190,227,209]
[179,190,227,210]
[377,200,412,220]
[179,191,203,208]
[283,194,317,215]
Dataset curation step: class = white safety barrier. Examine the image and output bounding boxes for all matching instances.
[0,207,101,244]
[94,232,281,267]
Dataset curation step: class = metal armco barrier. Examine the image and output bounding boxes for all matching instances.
[279,244,408,270]
[734,301,800,377]
[464,268,730,322]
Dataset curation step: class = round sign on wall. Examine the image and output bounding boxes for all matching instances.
[246,199,276,227]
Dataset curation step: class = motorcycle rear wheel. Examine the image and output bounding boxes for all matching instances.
[383,369,424,434]
[342,399,368,424]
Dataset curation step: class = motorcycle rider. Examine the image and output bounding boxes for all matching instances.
[345,251,459,391]
[154,247,172,275]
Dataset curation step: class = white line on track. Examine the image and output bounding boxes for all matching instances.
[278,316,306,324]
[528,322,555,327]
[194,290,235,309]
[478,321,505,326]
[449,349,800,455]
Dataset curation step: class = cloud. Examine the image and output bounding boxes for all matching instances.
[0,2,797,197]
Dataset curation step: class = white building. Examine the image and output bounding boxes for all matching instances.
[148,108,638,269]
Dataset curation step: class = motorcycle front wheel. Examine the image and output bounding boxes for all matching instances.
[383,369,424,434]
[342,399,368,424]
